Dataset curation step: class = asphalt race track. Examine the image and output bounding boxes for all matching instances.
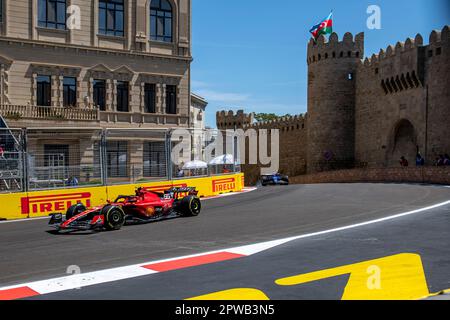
[1,183,449,299]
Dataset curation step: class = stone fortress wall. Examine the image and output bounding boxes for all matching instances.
[217,26,450,185]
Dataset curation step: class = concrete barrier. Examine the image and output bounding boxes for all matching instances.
[290,167,450,185]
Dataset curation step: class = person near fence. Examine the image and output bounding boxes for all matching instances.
[176,165,185,178]
[435,155,445,166]
[444,154,450,166]
[222,165,231,174]
[67,176,79,187]
[415,153,425,167]
[399,156,409,167]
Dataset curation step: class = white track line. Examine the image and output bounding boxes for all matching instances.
[1,199,449,298]
[0,217,49,224]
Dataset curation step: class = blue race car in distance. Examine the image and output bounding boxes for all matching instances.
[261,173,290,186]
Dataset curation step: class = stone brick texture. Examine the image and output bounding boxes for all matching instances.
[290,167,450,186]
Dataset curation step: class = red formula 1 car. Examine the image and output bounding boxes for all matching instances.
[49,187,201,233]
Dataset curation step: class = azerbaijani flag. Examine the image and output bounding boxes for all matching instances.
[309,12,333,40]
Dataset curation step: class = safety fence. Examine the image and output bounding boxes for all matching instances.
[0,128,241,194]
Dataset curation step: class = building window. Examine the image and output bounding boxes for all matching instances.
[93,79,106,111]
[143,142,166,177]
[99,0,124,37]
[37,75,51,106]
[436,47,442,55]
[43,144,69,181]
[116,81,129,112]
[0,0,3,23]
[63,77,77,107]
[38,0,67,30]
[150,0,173,43]
[44,144,69,167]
[144,83,156,113]
[107,141,127,178]
[165,85,177,114]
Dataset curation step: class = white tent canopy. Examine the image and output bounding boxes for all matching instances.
[182,160,208,170]
[208,154,236,165]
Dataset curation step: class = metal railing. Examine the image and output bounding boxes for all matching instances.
[0,105,98,121]
[0,128,241,193]
[0,104,190,124]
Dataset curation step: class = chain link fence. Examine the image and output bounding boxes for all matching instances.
[0,128,24,193]
[0,128,241,193]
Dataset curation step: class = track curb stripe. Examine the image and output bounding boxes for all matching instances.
[0,286,39,300]
[143,252,245,272]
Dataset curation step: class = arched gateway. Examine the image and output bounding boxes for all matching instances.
[387,119,418,167]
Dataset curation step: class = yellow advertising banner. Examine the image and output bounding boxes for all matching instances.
[20,186,108,219]
[0,192,29,220]
[0,173,244,221]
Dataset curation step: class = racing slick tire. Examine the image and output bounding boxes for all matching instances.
[102,205,126,231]
[179,196,201,217]
[66,203,87,220]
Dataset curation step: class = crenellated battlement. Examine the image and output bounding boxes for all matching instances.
[361,25,449,69]
[243,114,307,132]
[307,32,364,64]
[216,109,308,132]
[361,33,424,69]
[216,110,254,129]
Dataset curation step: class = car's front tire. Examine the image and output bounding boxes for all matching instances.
[66,203,87,220]
[102,205,125,231]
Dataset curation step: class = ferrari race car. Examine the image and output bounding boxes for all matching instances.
[49,187,201,233]
[260,173,289,186]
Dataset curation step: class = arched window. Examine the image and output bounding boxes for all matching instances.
[150,0,173,43]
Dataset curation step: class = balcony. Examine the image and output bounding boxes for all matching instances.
[0,105,98,122]
[0,104,189,127]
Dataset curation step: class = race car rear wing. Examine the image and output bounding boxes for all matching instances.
[167,187,198,197]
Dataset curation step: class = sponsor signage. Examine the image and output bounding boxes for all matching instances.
[21,192,92,215]
[212,177,236,193]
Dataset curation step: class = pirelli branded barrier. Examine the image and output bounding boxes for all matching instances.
[0,173,245,221]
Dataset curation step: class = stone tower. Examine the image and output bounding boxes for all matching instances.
[306,32,364,173]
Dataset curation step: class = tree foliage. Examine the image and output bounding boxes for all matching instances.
[254,113,292,122]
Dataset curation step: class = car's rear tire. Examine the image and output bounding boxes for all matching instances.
[66,203,86,220]
[102,205,125,231]
[179,196,201,217]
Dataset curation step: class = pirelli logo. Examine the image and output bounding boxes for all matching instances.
[21,192,92,215]
[212,178,236,193]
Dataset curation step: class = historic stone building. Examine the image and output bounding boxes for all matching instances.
[0,0,194,189]
[218,26,450,183]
